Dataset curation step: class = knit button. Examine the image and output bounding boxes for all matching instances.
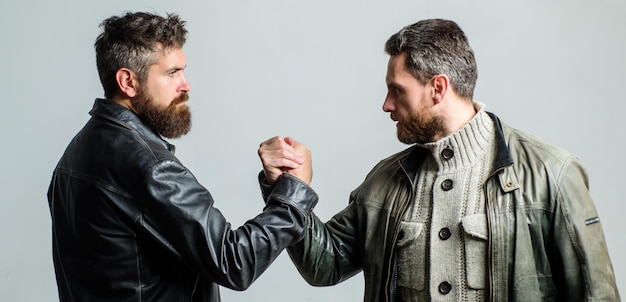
[397,230,405,240]
[438,281,452,294]
[439,227,452,240]
[441,148,454,160]
[441,179,454,191]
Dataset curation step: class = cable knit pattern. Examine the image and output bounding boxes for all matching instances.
[396,103,496,301]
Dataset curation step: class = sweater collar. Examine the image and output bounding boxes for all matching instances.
[417,103,495,173]
[400,106,514,182]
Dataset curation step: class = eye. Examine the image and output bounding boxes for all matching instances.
[389,86,401,96]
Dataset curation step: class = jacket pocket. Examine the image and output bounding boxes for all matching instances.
[461,214,488,289]
[396,221,426,291]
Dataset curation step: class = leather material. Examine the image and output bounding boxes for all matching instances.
[48,99,318,301]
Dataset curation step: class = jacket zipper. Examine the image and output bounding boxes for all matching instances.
[483,164,510,302]
[384,163,415,302]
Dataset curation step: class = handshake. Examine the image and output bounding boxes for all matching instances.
[258,136,312,186]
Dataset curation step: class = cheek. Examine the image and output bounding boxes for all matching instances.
[402,94,426,112]
[151,85,177,106]
[151,93,172,108]
[395,98,415,115]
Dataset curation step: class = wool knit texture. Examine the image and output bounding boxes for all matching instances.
[396,104,496,302]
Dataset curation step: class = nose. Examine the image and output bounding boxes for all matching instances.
[180,74,191,92]
[382,94,394,112]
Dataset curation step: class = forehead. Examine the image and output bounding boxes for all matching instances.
[386,52,416,84]
[150,47,187,69]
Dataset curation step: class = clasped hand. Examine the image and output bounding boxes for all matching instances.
[258,136,312,185]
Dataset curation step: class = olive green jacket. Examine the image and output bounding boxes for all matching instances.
[283,113,620,301]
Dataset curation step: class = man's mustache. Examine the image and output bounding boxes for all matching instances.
[172,92,189,105]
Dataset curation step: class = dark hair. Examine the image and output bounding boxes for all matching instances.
[384,19,477,100]
[95,12,187,98]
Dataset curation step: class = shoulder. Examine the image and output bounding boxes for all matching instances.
[86,115,181,172]
[501,122,576,166]
[367,146,414,178]
[499,122,589,190]
[350,146,414,200]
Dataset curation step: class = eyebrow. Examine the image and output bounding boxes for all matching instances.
[387,82,403,91]
[173,65,187,71]
[166,65,187,74]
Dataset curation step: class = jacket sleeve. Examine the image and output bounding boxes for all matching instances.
[140,159,318,291]
[551,156,620,301]
[286,205,363,286]
[259,172,363,286]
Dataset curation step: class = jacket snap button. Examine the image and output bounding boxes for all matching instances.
[441,179,454,191]
[438,281,452,294]
[506,181,514,188]
[441,148,454,160]
[438,227,451,240]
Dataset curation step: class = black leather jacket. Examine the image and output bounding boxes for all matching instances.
[47,98,318,301]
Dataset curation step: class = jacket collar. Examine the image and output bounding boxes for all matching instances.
[487,112,514,170]
[88,98,176,153]
[400,111,514,182]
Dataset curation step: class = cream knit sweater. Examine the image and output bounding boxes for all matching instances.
[396,104,496,301]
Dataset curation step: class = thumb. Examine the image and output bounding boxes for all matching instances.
[284,136,295,146]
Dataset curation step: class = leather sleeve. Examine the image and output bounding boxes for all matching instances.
[551,156,620,301]
[258,171,363,285]
[285,197,363,286]
[140,159,318,290]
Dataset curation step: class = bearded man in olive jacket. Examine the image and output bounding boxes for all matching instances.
[259,19,620,301]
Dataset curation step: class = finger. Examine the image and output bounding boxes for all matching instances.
[291,142,311,160]
[291,141,307,152]
[260,136,283,148]
[261,140,304,164]
[260,136,297,153]
[262,149,304,167]
[259,137,286,158]
[284,136,295,147]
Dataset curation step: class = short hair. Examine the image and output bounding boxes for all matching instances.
[94,12,188,98]
[384,19,477,100]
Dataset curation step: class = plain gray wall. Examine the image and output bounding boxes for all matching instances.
[1,0,624,301]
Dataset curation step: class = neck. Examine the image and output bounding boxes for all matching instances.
[437,99,477,140]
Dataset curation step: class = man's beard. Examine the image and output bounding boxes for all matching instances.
[131,90,192,139]
[394,109,444,144]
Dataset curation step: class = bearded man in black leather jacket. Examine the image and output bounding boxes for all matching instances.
[47,12,316,301]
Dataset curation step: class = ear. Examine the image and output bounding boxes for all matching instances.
[115,68,139,98]
[431,74,450,104]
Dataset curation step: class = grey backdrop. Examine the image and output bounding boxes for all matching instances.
[1,0,624,301]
